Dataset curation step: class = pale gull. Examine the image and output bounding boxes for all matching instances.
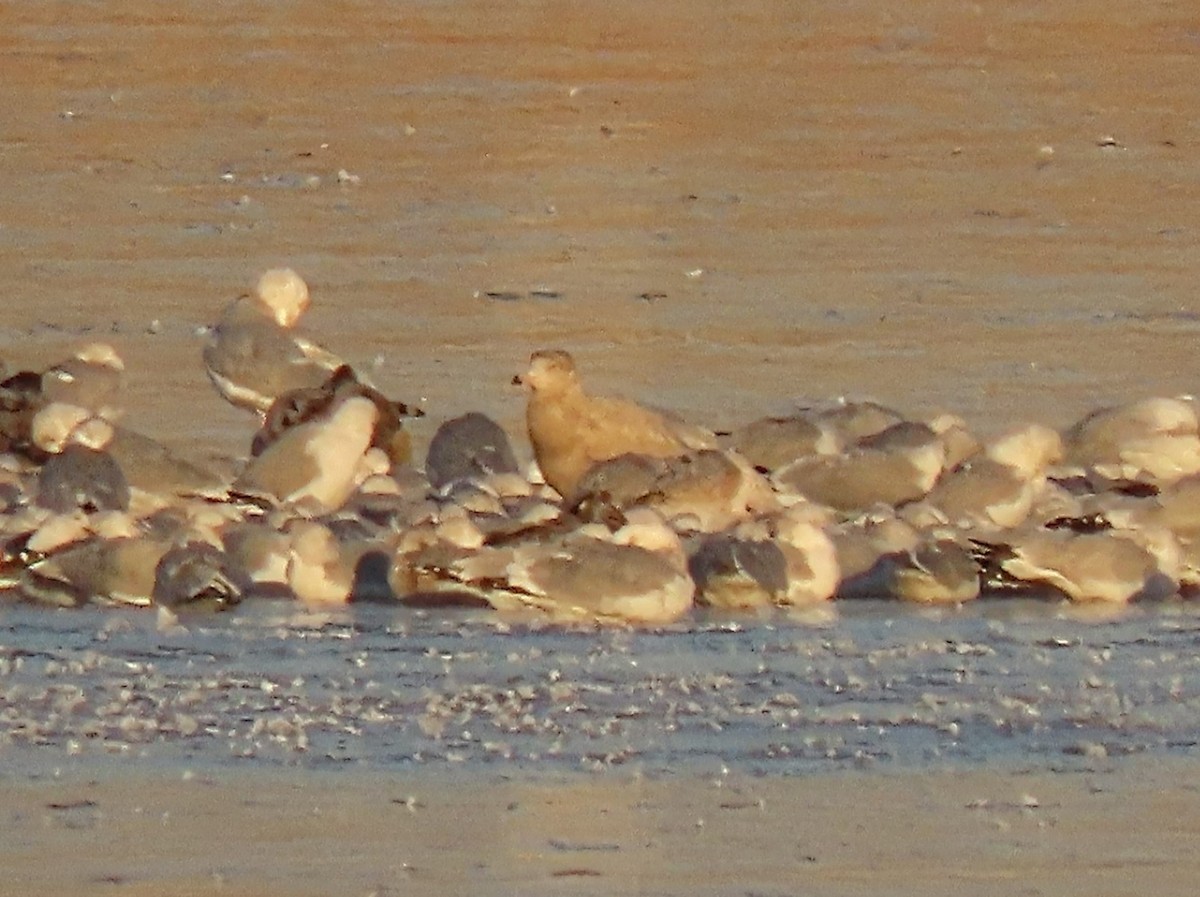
[203,268,347,414]
[233,395,379,513]
[972,520,1179,603]
[40,343,125,420]
[1064,396,1200,483]
[773,421,946,513]
[923,423,1063,531]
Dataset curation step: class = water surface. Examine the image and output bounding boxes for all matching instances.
[4,600,1198,780]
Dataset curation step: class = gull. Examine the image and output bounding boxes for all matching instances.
[398,508,695,624]
[222,517,294,595]
[571,449,778,533]
[1064,396,1200,484]
[0,345,125,461]
[105,426,227,500]
[285,520,358,606]
[877,534,981,604]
[490,508,695,623]
[723,414,839,472]
[830,513,921,599]
[1136,476,1200,591]
[19,530,171,608]
[520,349,715,497]
[689,504,839,608]
[32,401,223,505]
[425,412,520,489]
[203,268,347,414]
[40,343,125,420]
[811,399,906,444]
[30,403,130,514]
[233,395,380,514]
[972,520,1179,603]
[18,524,246,612]
[927,411,982,470]
[923,423,1063,531]
[773,421,947,513]
[0,369,45,461]
[152,541,247,613]
[252,364,420,467]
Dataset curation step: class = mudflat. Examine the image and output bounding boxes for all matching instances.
[6,758,1200,896]
[4,1,1198,466]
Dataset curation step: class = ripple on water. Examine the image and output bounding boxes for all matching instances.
[2,600,1199,779]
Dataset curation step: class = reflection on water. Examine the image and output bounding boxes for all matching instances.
[2,599,1198,778]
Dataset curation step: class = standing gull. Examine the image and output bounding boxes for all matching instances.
[520,349,715,498]
[203,268,348,415]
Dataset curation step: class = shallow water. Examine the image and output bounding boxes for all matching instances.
[4,600,1199,779]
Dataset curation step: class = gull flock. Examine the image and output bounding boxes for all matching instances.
[2,268,1199,624]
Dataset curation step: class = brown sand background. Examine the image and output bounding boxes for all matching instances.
[4,1,1200,893]
[4,0,1199,466]
[7,758,1200,896]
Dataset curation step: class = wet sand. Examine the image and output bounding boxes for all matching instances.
[4,1,1199,467]
[5,1,1200,893]
[7,758,1200,896]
